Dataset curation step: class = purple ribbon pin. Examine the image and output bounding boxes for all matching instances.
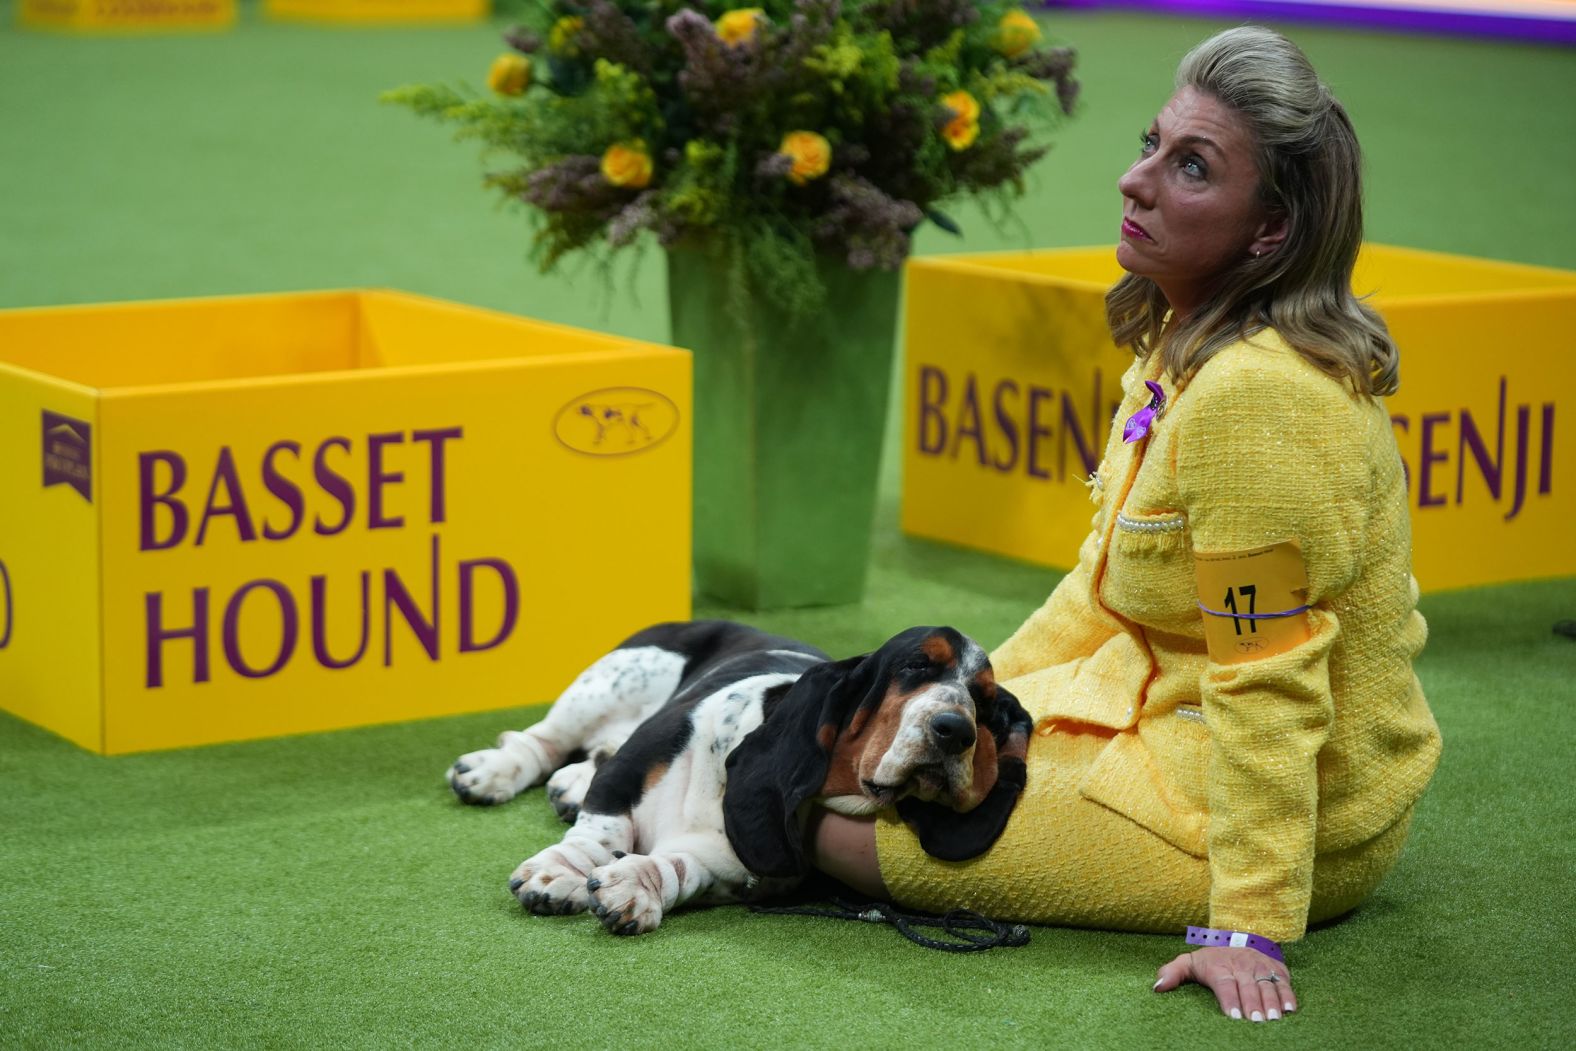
[1122,380,1166,444]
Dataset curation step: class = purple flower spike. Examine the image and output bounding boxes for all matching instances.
[1122,381,1166,444]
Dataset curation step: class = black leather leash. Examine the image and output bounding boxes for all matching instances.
[750,897,1031,953]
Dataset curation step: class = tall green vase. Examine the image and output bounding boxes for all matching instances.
[667,248,900,609]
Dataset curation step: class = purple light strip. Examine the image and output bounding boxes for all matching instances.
[1043,1,1576,45]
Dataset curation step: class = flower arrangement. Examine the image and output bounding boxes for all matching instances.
[386,1,1078,314]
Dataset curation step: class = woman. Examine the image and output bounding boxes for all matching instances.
[811,26,1441,1022]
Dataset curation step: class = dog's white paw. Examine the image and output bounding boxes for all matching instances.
[545,759,598,823]
[447,746,533,806]
[586,856,667,935]
[508,853,593,916]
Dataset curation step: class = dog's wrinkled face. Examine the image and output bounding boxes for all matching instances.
[722,623,1031,877]
[815,627,1005,816]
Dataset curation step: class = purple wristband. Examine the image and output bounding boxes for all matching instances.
[1186,925,1284,963]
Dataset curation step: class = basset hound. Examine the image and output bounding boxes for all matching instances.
[447,620,1031,935]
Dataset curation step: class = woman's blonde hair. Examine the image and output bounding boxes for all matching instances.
[1105,26,1399,397]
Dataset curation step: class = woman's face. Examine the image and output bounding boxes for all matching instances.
[1115,86,1284,317]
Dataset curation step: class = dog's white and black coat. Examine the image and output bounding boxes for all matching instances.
[448,621,1031,935]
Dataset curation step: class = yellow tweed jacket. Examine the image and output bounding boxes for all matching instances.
[991,329,1442,942]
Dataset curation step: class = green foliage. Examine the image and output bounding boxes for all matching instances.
[385,0,1080,313]
[664,139,735,228]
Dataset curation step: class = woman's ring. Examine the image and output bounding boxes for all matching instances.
[1255,974,1281,984]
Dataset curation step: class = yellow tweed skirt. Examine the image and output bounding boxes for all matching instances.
[875,727,1412,936]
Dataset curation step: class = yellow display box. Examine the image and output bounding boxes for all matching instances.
[19,0,235,30]
[0,290,691,755]
[263,0,487,23]
[902,245,1576,593]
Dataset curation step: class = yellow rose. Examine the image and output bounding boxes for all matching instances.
[939,91,980,151]
[487,53,532,97]
[941,90,980,124]
[715,7,766,46]
[994,10,1042,59]
[549,15,584,57]
[601,140,653,189]
[778,131,831,186]
[942,116,980,151]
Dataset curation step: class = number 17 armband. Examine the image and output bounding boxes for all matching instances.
[1192,540,1313,664]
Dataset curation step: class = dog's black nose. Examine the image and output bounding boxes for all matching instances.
[928,711,976,755]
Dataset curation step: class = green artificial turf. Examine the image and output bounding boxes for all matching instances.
[2,5,1575,1048]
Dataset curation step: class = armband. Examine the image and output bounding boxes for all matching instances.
[1192,540,1312,664]
[1185,925,1284,963]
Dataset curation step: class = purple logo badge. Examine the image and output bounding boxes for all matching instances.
[43,411,92,502]
[554,387,680,457]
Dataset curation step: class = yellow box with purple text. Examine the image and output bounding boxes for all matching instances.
[19,0,235,30]
[263,0,486,23]
[0,290,691,754]
[902,245,1576,592]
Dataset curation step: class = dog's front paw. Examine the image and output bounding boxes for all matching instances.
[586,856,667,935]
[507,854,593,916]
[544,759,598,823]
[448,747,530,806]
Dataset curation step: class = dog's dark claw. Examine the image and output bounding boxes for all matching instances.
[451,783,494,806]
[585,877,601,892]
[617,921,639,936]
[508,876,525,892]
[611,850,626,859]
[452,761,472,774]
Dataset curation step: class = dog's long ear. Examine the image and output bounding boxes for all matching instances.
[722,655,869,879]
[895,683,1032,861]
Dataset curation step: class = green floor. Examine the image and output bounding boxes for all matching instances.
[2,5,1574,1047]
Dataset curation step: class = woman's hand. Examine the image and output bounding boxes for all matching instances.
[1153,947,1297,1021]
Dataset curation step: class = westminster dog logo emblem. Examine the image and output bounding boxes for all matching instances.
[42,410,93,501]
[555,387,679,457]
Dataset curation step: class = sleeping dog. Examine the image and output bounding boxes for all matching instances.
[447,621,1031,935]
